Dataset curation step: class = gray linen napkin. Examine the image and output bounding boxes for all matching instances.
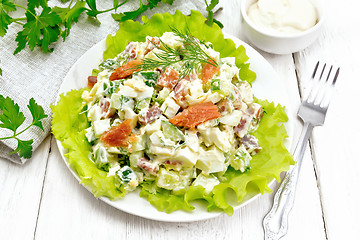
[0,0,209,164]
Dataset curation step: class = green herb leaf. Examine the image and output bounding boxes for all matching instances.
[113,0,119,9]
[0,95,47,159]
[14,7,62,54]
[12,139,33,159]
[85,0,99,18]
[206,9,214,26]
[0,0,16,37]
[0,95,25,132]
[205,0,221,27]
[111,0,162,22]
[112,1,148,22]
[206,0,219,11]
[213,18,223,28]
[138,27,218,79]
[28,98,48,131]
[27,0,48,12]
[52,1,87,39]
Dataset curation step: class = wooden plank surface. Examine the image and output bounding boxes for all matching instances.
[6,0,359,239]
[293,0,360,239]
[34,137,325,240]
[0,136,51,240]
[33,2,326,240]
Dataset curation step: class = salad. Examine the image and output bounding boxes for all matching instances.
[52,11,293,216]
[82,29,264,194]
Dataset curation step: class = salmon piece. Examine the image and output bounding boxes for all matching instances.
[157,67,179,90]
[169,102,221,128]
[100,119,133,147]
[201,58,219,84]
[109,59,142,81]
[88,76,97,88]
[128,134,138,144]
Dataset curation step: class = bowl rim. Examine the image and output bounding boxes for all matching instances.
[241,0,325,39]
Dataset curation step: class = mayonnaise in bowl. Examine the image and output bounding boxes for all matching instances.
[247,0,318,35]
[241,0,324,54]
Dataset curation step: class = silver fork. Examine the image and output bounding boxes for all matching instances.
[263,62,340,240]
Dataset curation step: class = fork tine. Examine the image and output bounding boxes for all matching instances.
[326,66,333,82]
[319,63,326,79]
[304,62,319,102]
[314,65,332,105]
[332,67,340,85]
[311,61,320,78]
[306,62,325,104]
[320,66,340,108]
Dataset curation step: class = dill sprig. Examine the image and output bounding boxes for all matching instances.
[138,27,218,79]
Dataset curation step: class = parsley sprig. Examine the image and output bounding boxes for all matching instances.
[0,95,47,159]
[0,0,222,55]
[139,27,218,79]
[0,0,222,75]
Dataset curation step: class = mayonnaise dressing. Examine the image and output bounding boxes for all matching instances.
[247,0,317,35]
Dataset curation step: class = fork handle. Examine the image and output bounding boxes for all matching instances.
[263,122,314,240]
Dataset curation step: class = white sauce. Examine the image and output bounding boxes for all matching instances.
[247,0,317,35]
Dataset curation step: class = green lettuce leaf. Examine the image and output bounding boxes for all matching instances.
[51,11,293,215]
[139,181,195,213]
[51,89,126,200]
[104,10,256,83]
[208,99,294,215]
[138,99,293,215]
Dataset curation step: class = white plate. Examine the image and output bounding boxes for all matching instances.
[56,33,294,222]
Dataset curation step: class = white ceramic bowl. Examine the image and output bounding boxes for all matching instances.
[241,0,324,54]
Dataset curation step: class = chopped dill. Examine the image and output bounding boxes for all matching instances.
[137,27,218,79]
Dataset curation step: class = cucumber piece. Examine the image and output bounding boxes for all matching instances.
[161,120,185,142]
[152,87,171,106]
[229,145,252,172]
[99,59,117,70]
[156,168,193,192]
[140,71,160,87]
[210,78,231,96]
[134,97,151,113]
[103,80,122,96]
[93,144,111,171]
[110,94,134,111]
[211,79,221,91]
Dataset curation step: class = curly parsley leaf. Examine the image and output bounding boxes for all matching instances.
[27,0,48,11]
[12,139,33,159]
[212,18,223,28]
[14,6,62,54]
[0,0,16,37]
[0,95,26,132]
[0,95,47,159]
[28,97,47,131]
[112,0,167,22]
[204,0,222,28]
[52,0,87,39]
[2,0,219,57]
[85,0,99,17]
[206,0,219,11]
